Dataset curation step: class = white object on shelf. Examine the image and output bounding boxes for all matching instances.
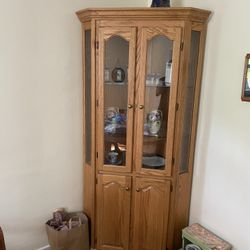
[165,59,172,85]
[104,68,110,82]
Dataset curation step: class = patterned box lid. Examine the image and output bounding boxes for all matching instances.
[183,223,232,250]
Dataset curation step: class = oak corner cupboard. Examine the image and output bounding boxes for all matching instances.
[76,7,211,250]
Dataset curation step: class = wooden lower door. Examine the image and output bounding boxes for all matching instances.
[132,177,171,250]
[97,174,131,250]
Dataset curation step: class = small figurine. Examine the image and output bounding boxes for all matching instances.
[151,0,170,7]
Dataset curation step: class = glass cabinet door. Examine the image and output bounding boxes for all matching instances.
[97,27,136,173]
[135,27,182,176]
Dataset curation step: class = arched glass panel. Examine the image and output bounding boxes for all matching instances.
[103,36,129,166]
[142,35,173,170]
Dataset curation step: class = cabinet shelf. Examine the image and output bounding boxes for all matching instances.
[105,81,127,85]
[145,84,170,87]
[105,133,126,144]
[105,134,166,143]
[143,135,166,143]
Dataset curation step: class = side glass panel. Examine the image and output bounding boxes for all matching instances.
[85,30,91,165]
[244,58,250,96]
[179,31,201,173]
[103,36,129,166]
[142,35,173,170]
[242,54,250,101]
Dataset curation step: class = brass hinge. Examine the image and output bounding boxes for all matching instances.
[180,42,184,51]
[170,184,173,192]
[96,152,98,158]
[96,99,99,107]
[95,41,99,50]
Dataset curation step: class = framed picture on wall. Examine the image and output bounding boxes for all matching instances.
[242,53,250,102]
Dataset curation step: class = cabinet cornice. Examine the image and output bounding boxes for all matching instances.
[76,7,211,24]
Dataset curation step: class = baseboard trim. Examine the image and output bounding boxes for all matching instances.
[36,245,50,250]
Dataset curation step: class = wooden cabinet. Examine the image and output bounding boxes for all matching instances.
[76,7,211,250]
[132,178,171,250]
[97,175,131,250]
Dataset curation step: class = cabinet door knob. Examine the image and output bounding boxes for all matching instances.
[136,188,141,192]
[121,186,130,191]
[139,105,144,109]
[128,104,133,109]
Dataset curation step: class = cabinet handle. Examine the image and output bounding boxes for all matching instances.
[121,186,130,191]
[136,188,141,192]
[139,105,144,109]
[128,104,133,109]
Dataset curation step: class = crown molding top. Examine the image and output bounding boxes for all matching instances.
[76,7,211,23]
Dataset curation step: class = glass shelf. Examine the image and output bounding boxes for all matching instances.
[143,135,166,143]
[105,133,126,144]
[145,84,170,88]
[105,81,127,85]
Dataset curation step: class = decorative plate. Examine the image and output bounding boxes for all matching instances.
[142,156,165,169]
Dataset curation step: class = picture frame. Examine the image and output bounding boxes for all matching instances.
[112,67,125,83]
[241,53,250,102]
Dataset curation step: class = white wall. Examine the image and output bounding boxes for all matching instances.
[0,1,148,250]
[171,1,250,249]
